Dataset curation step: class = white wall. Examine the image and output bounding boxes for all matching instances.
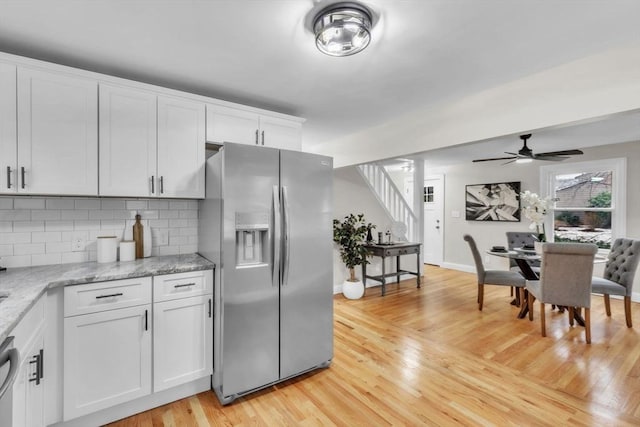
[313,44,640,168]
[0,197,198,268]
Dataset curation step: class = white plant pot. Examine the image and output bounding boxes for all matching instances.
[342,280,365,300]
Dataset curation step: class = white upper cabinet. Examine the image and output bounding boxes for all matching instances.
[206,104,302,151]
[17,67,98,195]
[157,96,205,198]
[0,62,16,193]
[99,84,157,197]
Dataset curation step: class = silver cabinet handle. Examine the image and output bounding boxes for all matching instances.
[151,175,155,194]
[208,298,212,318]
[95,292,123,299]
[21,166,25,189]
[6,166,11,189]
[144,309,148,331]
[173,282,196,288]
[160,176,164,194]
[28,349,43,385]
[255,129,259,145]
[261,130,265,146]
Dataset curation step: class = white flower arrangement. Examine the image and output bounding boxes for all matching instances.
[520,190,552,241]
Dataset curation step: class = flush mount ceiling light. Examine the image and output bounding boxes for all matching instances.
[313,2,372,57]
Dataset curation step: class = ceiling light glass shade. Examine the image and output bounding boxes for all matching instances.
[515,158,533,164]
[314,3,372,57]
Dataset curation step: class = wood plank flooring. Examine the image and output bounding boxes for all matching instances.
[109,266,640,426]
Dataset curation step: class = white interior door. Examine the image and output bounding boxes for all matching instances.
[424,174,444,265]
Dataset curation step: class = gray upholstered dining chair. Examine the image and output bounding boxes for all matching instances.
[505,231,541,273]
[526,242,598,343]
[463,234,526,311]
[592,238,640,328]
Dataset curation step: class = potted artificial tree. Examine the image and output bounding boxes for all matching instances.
[333,213,375,299]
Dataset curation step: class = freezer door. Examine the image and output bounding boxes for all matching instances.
[279,150,333,379]
[221,143,280,397]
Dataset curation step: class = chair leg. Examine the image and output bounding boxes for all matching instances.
[568,307,574,326]
[540,302,546,337]
[585,307,591,344]
[478,284,484,311]
[510,286,514,297]
[519,288,525,308]
[625,296,632,328]
[528,292,534,321]
[604,294,611,317]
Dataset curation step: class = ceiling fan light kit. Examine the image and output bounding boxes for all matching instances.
[472,133,584,164]
[313,2,372,57]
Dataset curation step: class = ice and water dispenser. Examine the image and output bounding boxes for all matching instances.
[235,211,269,267]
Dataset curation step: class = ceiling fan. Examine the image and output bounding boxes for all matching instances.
[472,134,584,164]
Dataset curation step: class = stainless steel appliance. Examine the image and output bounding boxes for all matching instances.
[199,142,333,404]
[0,336,19,424]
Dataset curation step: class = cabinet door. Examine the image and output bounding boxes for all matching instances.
[0,62,16,194]
[206,104,259,146]
[157,96,205,198]
[99,84,157,197]
[259,116,302,151]
[17,68,98,195]
[12,327,45,427]
[153,295,212,392]
[63,305,151,421]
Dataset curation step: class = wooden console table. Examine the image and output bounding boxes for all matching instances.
[361,242,422,296]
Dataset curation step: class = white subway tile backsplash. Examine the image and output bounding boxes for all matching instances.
[46,198,75,209]
[0,196,199,267]
[14,198,45,209]
[31,210,61,220]
[12,221,45,232]
[75,199,101,210]
[14,243,45,256]
[0,232,31,244]
[61,209,89,220]
[32,253,62,266]
[126,200,148,210]
[45,220,74,231]
[0,210,30,221]
[101,199,126,210]
[32,231,62,243]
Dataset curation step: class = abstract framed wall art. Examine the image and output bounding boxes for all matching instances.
[465,181,521,221]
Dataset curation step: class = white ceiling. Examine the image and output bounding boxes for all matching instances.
[0,0,639,161]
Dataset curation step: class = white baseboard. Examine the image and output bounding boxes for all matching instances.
[440,262,475,274]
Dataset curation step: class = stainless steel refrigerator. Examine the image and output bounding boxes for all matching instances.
[198,142,333,404]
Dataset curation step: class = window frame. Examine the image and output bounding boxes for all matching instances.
[540,157,626,251]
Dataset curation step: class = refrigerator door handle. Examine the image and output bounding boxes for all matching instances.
[282,186,290,287]
[272,185,281,287]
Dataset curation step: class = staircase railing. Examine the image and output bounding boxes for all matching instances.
[357,163,417,241]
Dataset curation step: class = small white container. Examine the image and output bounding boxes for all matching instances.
[119,240,136,262]
[96,236,118,263]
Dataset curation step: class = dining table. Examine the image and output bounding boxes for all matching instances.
[487,246,605,325]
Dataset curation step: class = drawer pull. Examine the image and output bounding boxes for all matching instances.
[174,282,196,289]
[95,292,124,299]
[208,298,212,318]
[144,309,148,331]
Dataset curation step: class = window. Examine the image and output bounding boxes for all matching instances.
[540,158,626,250]
[424,185,434,203]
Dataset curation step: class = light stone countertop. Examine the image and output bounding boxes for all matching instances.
[0,254,215,344]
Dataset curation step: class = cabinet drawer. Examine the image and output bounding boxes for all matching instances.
[153,270,213,302]
[64,277,152,317]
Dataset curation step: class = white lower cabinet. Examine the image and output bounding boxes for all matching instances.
[10,296,45,427]
[153,294,213,392]
[61,270,213,422]
[63,278,152,421]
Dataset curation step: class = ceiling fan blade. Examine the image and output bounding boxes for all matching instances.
[535,156,570,162]
[472,156,517,163]
[504,152,519,156]
[535,149,584,157]
[501,159,518,165]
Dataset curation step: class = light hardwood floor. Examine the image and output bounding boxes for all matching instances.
[109,265,640,426]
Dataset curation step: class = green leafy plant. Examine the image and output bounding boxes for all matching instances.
[333,214,375,282]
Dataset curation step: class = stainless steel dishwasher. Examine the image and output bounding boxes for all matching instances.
[0,335,19,424]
